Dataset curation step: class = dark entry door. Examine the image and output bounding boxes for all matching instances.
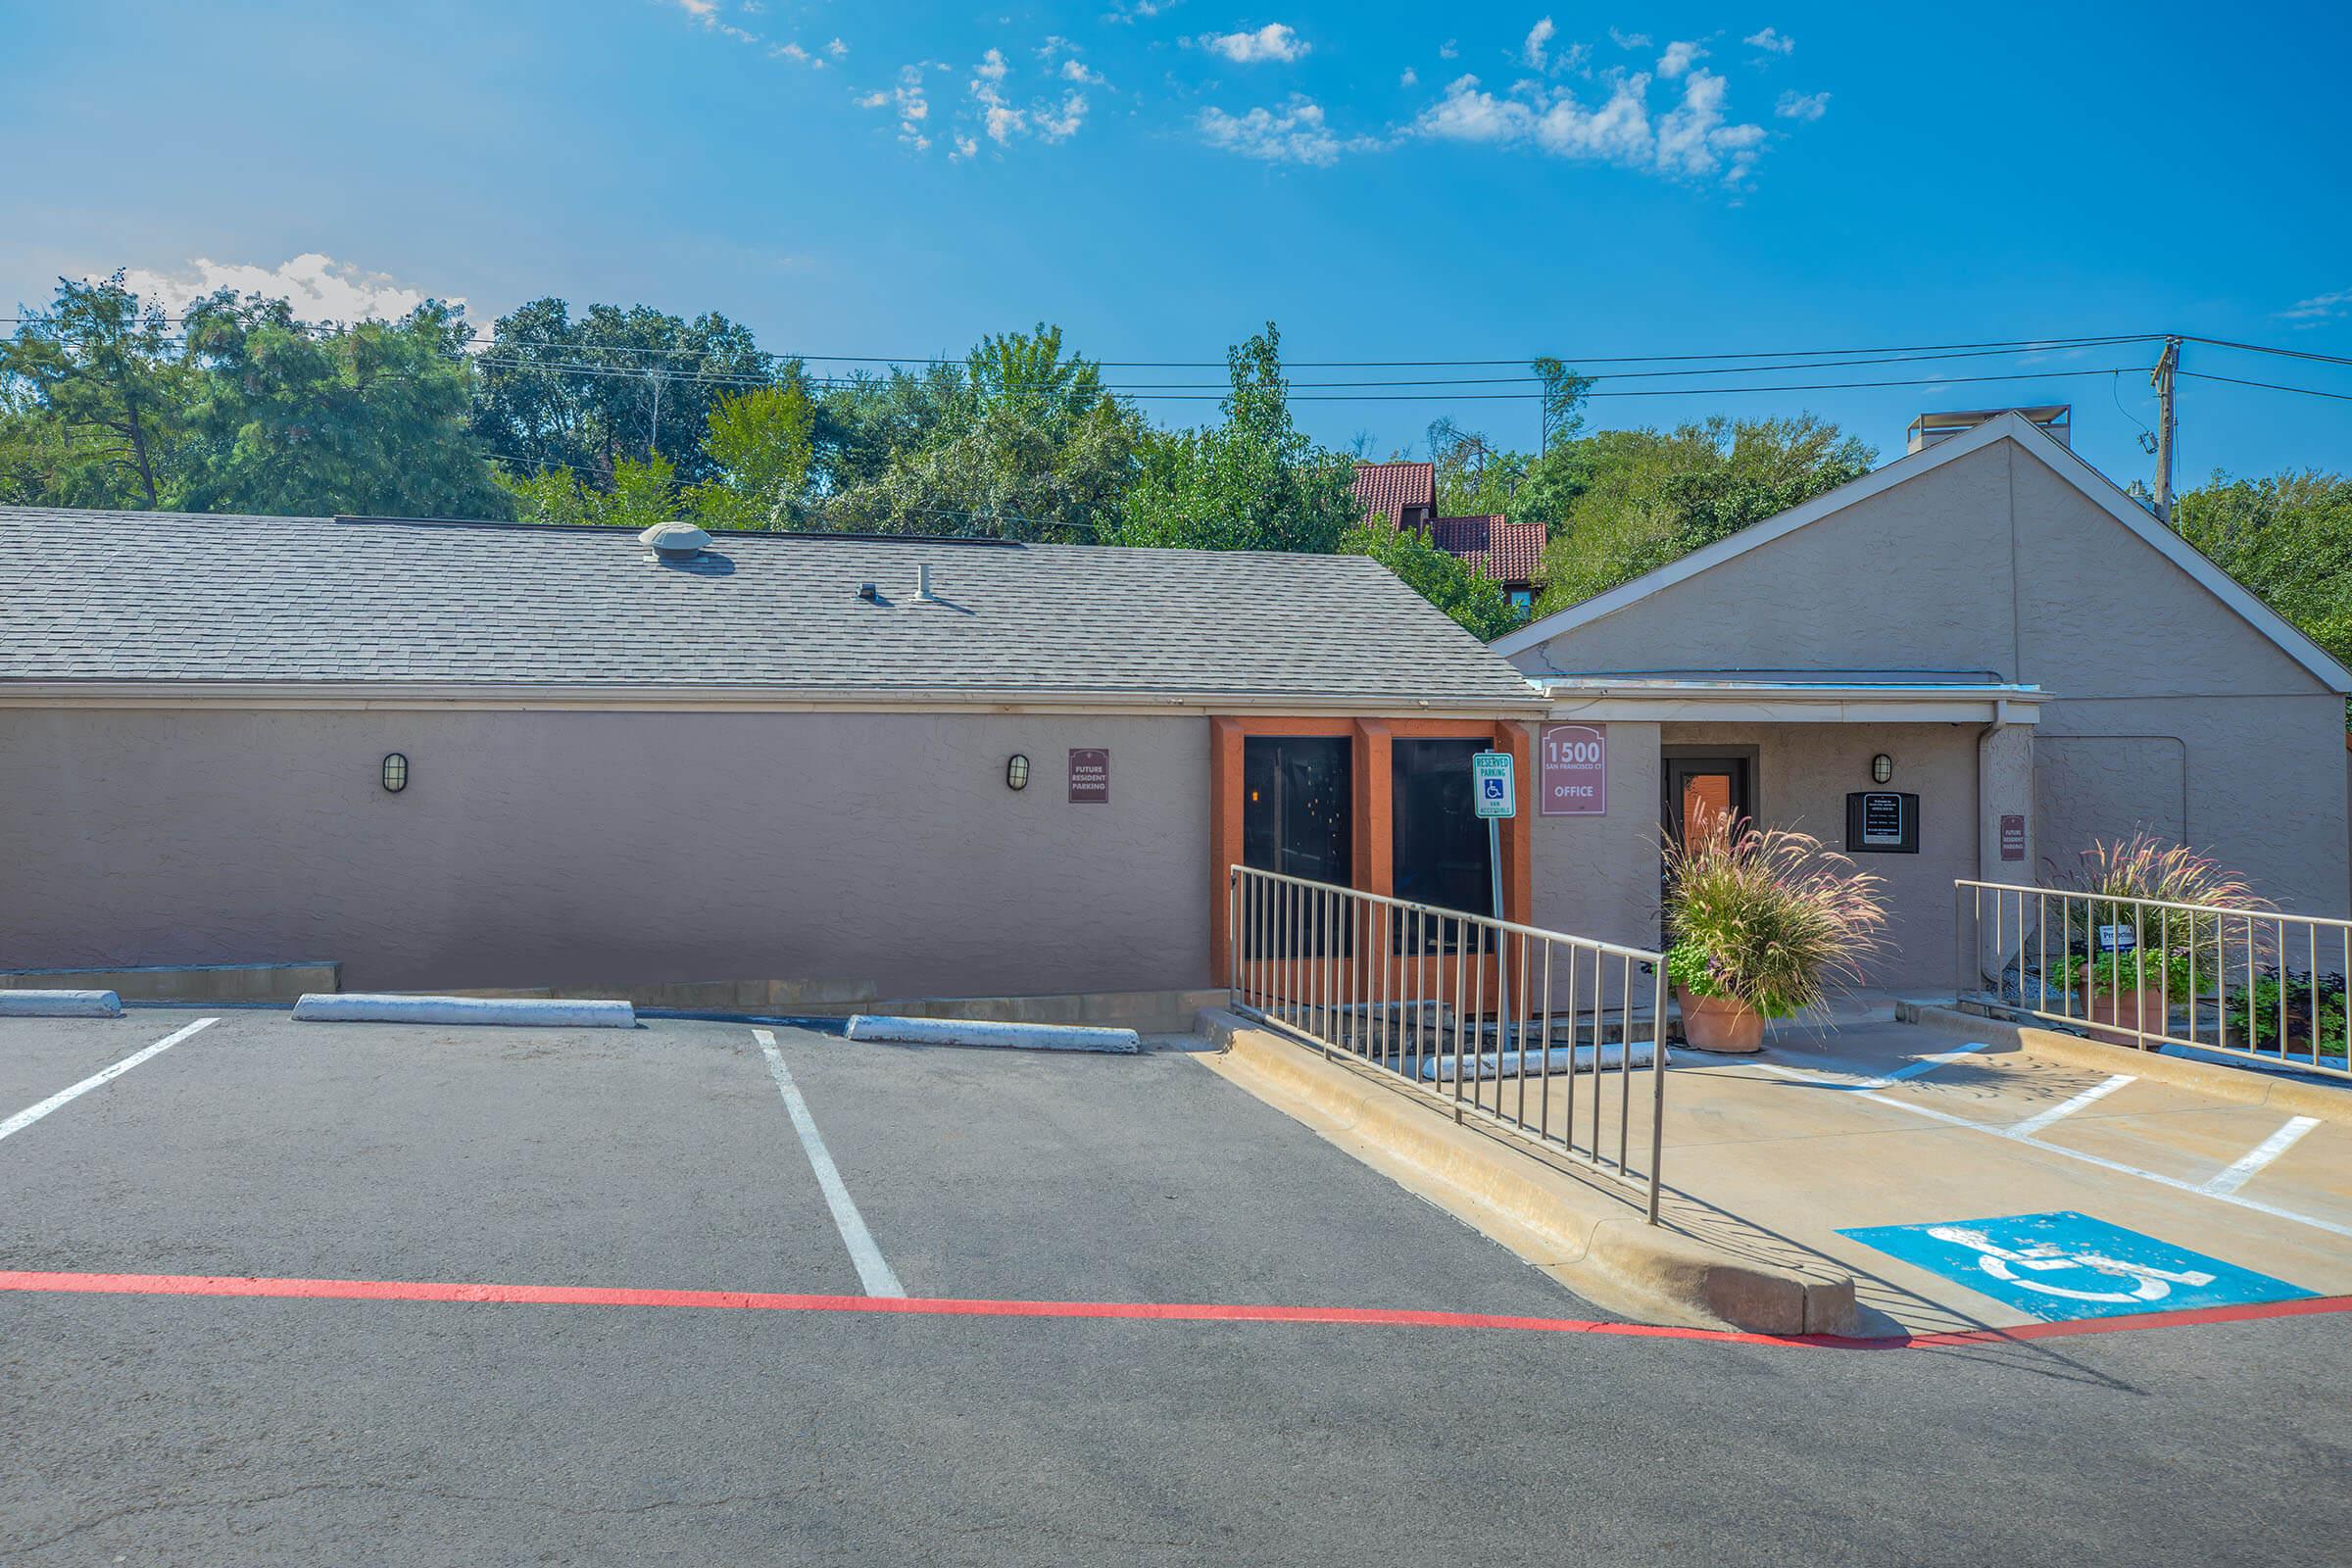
[1663,755,1752,847]
[1243,736,1353,957]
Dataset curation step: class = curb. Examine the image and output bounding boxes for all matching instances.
[291,994,637,1029]
[1898,1003,2351,1119]
[1197,1008,1854,1336]
[845,1015,1141,1054]
[0,989,124,1019]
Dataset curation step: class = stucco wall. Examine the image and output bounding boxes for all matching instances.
[1526,719,1661,955]
[1512,434,2352,920]
[1660,722,1981,990]
[0,709,1212,997]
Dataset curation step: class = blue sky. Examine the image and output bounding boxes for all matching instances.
[6,1,2349,488]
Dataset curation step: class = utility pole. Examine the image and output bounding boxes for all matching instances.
[2150,337,2180,522]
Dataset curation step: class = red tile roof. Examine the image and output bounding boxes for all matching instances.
[1351,462,1435,525]
[1430,514,1547,588]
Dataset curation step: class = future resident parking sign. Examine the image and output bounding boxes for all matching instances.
[1540,724,1606,815]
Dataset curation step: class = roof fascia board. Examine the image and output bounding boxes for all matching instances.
[1491,416,2013,659]
[0,681,1547,718]
[1494,413,2352,696]
[2003,418,2352,694]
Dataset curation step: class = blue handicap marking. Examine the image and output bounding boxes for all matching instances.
[1482,777,1506,800]
[1838,1211,2315,1322]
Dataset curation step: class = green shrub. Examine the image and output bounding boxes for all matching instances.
[1663,814,1888,1019]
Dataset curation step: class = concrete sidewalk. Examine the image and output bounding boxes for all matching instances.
[1625,1018,2352,1334]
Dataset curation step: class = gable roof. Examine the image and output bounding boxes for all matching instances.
[1430,514,1547,586]
[1491,412,2352,694]
[0,507,1545,711]
[1351,461,1436,524]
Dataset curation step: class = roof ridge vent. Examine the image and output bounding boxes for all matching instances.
[638,521,711,562]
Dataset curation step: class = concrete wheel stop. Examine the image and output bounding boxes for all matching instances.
[291,994,638,1029]
[845,1015,1141,1054]
[0,990,125,1019]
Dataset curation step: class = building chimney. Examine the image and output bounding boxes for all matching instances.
[1905,405,2071,455]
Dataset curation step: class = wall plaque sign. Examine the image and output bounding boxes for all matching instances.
[1845,791,1919,854]
[1068,748,1109,804]
[2000,813,2027,861]
[1539,723,1607,815]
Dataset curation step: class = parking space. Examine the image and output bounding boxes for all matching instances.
[0,1007,1581,1320]
[3,1006,2351,1563]
[1648,1023,2352,1331]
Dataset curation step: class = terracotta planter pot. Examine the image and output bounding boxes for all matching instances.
[1677,987,1765,1054]
[2079,982,2172,1050]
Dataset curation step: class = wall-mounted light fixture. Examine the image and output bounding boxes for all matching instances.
[1871,753,1894,785]
[381,753,410,793]
[1005,754,1030,791]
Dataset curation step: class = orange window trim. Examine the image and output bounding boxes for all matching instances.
[1208,716,1531,987]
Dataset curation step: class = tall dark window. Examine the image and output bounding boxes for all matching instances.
[1393,738,1493,949]
[1243,737,1353,957]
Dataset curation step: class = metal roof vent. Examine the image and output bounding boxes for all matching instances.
[638,521,710,562]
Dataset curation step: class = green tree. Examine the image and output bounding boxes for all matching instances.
[0,272,191,509]
[691,383,814,531]
[818,325,1142,540]
[1533,415,1875,612]
[471,299,769,485]
[175,293,508,518]
[2174,469,2352,719]
[1340,521,1520,641]
[498,452,680,529]
[1110,322,1359,553]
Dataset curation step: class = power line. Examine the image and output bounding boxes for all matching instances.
[2178,369,2352,404]
[2180,335,2352,371]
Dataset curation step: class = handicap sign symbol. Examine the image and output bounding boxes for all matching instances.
[1839,1211,2315,1322]
[1482,778,1506,801]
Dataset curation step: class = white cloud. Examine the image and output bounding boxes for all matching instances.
[827,37,849,58]
[976,46,1008,81]
[1037,91,1089,140]
[1062,58,1106,85]
[1439,38,1458,59]
[1399,66,1418,86]
[1414,67,1768,185]
[114,254,466,327]
[864,64,934,150]
[1744,26,1794,55]
[1199,95,1342,165]
[771,41,827,68]
[2281,285,2352,322]
[1657,40,1706,78]
[1608,27,1650,49]
[1037,34,1073,59]
[666,0,758,46]
[1521,17,1555,70]
[1200,23,1308,64]
[955,134,980,159]
[1775,89,1829,121]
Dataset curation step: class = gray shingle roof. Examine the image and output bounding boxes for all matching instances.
[0,507,1543,708]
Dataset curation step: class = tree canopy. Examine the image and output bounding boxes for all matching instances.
[10,271,2344,677]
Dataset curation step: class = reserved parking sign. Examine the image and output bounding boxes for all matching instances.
[1472,751,1515,819]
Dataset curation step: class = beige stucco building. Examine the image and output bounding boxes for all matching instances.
[1495,411,2352,990]
[4,410,2344,1009]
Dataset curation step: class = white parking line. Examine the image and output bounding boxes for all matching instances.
[2203,1116,2323,1198]
[2005,1073,2137,1139]
[0,1017,218,1148]
[754,1029,906,1298]
[1758,1060,2352,1240]
[1792,1039,1992,1092]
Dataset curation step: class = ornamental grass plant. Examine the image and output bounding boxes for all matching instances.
[2051,833,2271,1000]
[1663,812,1889,1020]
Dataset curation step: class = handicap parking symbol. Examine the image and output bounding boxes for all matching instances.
[1482,778,1506,802]
[1839,1211,2315,1322]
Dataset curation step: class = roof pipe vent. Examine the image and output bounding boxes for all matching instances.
[914,564,938,602]
[638,521,711,562]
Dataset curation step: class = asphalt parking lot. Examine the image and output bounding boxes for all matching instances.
[4,1006,2350,1565]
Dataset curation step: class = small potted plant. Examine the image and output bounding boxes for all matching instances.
[1663,813,1888,1053]
[2046,834,2267,1050]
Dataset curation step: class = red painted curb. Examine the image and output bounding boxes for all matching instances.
[1,1269,2343,1348]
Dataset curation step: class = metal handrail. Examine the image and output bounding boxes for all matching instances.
[1227,863,1671,1222]
[1954,877,2351,1081]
